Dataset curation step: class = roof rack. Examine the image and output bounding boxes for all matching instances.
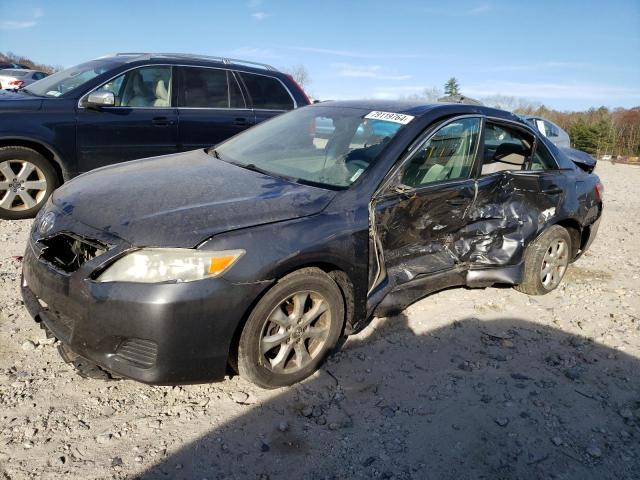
[112,52,278,71]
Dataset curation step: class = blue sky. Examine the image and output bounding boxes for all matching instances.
[1,0,639,110]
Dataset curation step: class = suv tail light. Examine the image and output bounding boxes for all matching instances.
[595,181,604,201]
[285,74,311,104]
[9,80,24,87]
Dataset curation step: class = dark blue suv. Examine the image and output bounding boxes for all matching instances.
[0,53,310,219]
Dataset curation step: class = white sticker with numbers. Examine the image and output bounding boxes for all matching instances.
[364,111,415,125]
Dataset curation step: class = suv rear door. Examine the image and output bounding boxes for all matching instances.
[176,66,253,150]
[237,71,297,124]
[76,65,179,172]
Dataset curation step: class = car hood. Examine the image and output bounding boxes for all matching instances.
[52,149,336,247]
[0,89,43,109]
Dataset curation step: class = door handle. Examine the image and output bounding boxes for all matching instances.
[152,116,173,126]
[541,187,563,195]
[446,198,467,206]
[234,117,250,126]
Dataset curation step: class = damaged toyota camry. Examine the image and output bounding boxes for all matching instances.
[21,100,603,388]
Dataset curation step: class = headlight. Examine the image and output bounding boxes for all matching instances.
[96,248,245,283]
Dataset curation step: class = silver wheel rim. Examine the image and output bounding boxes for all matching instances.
[0,160,48,211]
[260,290,331,374]
[540,238,569,290]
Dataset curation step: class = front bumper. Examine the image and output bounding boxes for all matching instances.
[21,243,271,385]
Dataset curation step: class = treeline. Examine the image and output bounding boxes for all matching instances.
[516,105,640,158]
[0,51,61,74]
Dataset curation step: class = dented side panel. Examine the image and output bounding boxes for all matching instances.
[370,166,593,314]
[374,179,476,285]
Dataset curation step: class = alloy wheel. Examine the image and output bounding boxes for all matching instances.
[0,159,48,211]
[260,290,331,374]
[540,238,569,290]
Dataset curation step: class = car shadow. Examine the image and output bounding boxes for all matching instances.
[139,314,640,480]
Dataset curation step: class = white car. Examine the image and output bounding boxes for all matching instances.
[524,116,571,148]
[0,69,48,90]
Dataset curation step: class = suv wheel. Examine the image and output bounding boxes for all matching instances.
[237,268,345,389]
[515,225,572,295]
[0,146,58,220]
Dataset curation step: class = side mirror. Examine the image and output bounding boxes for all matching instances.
[86,91,115,108]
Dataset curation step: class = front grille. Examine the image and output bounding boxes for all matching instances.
[114,339,158,369]
[38,233,107,273]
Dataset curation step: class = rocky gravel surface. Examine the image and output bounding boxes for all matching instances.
[0,160,639,479]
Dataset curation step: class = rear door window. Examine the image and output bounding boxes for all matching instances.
[178,67,246,109]
[239,72,294,110]
[481,123,534,175]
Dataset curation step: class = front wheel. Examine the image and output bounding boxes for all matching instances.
[0,146,59,220]
[237,268,345,389]
[515,225,572,295]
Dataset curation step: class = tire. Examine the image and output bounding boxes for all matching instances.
[237,267,345,389]
[515,225,572,295]
[0,146,59,220]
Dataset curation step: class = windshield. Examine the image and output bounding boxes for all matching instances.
[24,58,129,97]
[215,106,405,188]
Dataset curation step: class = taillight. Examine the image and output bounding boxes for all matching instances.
[595,181,604,201]
[8,80,24,86]
[285,74,311,104]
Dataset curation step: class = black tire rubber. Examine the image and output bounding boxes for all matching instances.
[237,267,345,389]
[515,225,572,295]
[0,146,59,220]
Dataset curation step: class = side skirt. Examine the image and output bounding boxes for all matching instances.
[370,263,523,318]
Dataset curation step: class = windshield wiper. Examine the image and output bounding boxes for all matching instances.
[20,88,40,97]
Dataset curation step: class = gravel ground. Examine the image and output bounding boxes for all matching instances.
[0,160,639,480]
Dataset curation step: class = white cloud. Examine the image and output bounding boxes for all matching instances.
[333,63,411,81]
[283,45,424,60]
[0,20,37,29]
[464,81,640,101]
[227,46,280,60]
[490,61,592,72]
[251,11,271,21]
[0,7,43,30]
[467,3,491,15]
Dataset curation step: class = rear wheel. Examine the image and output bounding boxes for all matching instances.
[0,146,58,220]
[515,225,572,295]
[237,268,345,389]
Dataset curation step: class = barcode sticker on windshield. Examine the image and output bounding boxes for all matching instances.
[365,111,414,125]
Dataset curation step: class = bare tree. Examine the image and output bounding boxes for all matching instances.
[284,64,311,89]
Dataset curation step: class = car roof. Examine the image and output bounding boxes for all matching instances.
[97,52,281,75]
[312,99,525,124]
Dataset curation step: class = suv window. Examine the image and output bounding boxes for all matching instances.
[178,67,246,109]
[481,123,533,175]
[401,118,481,187]
[94,66,172,108]
[239,72,294,110]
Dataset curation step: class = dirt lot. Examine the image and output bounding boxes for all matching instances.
[0,160,639,480]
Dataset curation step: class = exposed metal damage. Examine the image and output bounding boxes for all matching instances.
[368,169,570,315]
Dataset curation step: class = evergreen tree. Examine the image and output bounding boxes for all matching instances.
[444,77,460,96]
